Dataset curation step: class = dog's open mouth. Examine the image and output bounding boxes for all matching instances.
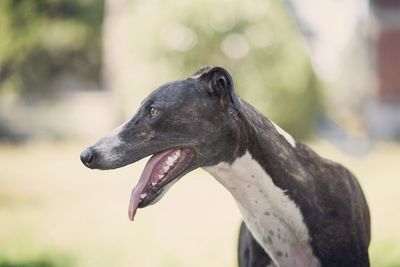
[128,148,194,220]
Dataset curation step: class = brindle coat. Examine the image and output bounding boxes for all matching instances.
[81,66,371,267]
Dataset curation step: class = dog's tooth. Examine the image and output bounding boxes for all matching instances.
[166,157,174,166]
[163,166,169,172]
[158,174,164,179]
[152,182,157,186]
[140,193,147,199]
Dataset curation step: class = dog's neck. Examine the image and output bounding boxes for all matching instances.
[204,101,319,267]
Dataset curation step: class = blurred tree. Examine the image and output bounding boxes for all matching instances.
[0,0,104,98]
[102,0,131,121]
[103,0,323,138]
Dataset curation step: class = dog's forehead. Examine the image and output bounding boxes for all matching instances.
[147,79,203,104]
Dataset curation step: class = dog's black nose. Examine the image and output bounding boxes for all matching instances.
[80,148,95,167]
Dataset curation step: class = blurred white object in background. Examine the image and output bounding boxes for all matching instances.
[284,0,369,84]
[284,0,372,139]
[285,0,400,140]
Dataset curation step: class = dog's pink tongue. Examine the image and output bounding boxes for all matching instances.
[128,150,173,221]
[128,176,147,221]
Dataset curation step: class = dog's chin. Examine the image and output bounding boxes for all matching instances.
[128,147,195,221]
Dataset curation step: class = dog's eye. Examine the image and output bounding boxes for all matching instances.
[149,107,159,118]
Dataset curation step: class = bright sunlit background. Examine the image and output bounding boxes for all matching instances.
[1,0,399,266]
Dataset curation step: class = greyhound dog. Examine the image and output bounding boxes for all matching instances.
[80,66,370,267]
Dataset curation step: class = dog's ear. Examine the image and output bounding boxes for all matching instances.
[191,66,240,110]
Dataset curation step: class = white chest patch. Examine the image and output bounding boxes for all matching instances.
[204,152,319,267]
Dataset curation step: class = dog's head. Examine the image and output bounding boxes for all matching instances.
[80,66,244,220]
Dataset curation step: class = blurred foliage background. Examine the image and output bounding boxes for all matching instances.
[0,0,321,139]
[0,0,399,267]
[0,0,103,97]
[136,0,321,138]
[103,0,322,138]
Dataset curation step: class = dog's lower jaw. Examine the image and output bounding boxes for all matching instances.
[129,148,195,220]
[205,151,320,267]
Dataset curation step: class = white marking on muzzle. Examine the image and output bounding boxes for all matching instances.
[95,121,128,161]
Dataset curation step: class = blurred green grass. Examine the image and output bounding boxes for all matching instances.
[0,141,399,267]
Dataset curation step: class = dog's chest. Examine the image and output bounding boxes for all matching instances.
[205,152,319,267]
